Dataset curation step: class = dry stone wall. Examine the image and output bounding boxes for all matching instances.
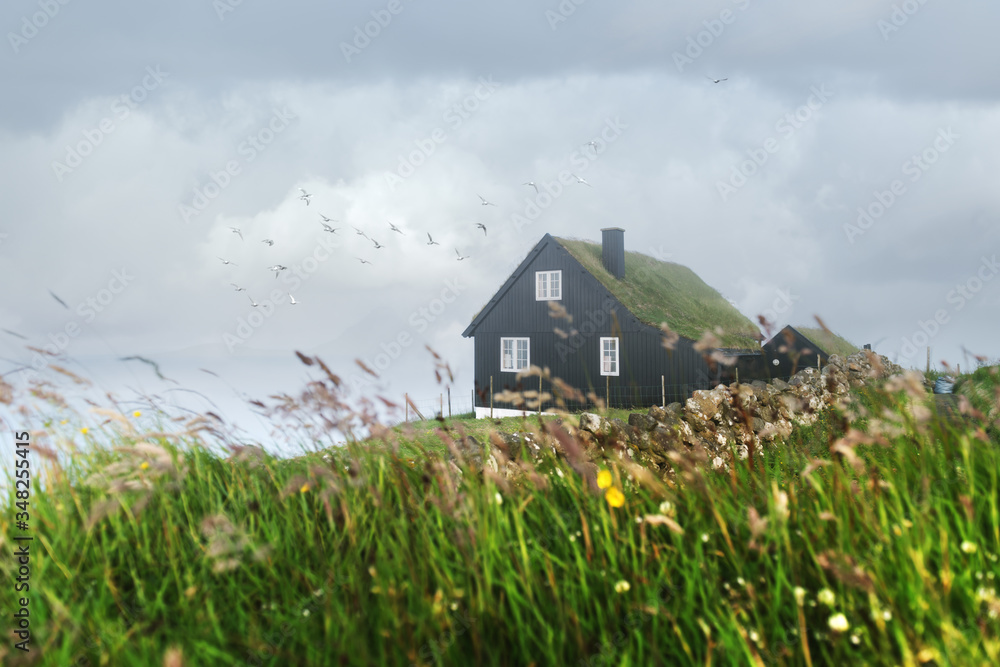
[575,351,903,471]
[457,351,904,477]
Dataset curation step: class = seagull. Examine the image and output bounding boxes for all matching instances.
[48,290,70,310]
[229,226,243,241]
[706,75,728,84]
[570,173,592,187]
[583,141,599,152]
[356,257,372,265]
[455,248,469,261]
[268,264,287,278]
[298,188,312,205]
[371,239,385,249]
[2,329,27,340]
[318,221,339,233]
[218,257,238,266]
[387,220,404,235]
[475,223,487,237]
[230,283,246,292]
[352,226,368,239]
[319,214,338,224]
[247,294,258,307]
[261,239,274,246]
[478,194,496,206]
[426,233,440,246]
[288,293,298,305]
[523,181,538,193]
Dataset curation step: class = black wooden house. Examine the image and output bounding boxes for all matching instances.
[462,229,766,416]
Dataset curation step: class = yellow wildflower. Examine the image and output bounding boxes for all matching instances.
[605,487,625,508]
[133,411,142,418]
[140,462,150,470]
[300,484,310,493]
[614,580,630,593]
[80,427,89,435]
[597,470,612,489]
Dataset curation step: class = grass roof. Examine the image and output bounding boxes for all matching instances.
[794,326,860,359]
[555,237,762,350]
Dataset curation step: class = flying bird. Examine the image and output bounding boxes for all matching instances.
[523,181,538,193]
[217,257,238,266]
[2,328,27,340]
[230,283,246,292]
[455,248,469,261]
[229,226,243,241]
[371,239,385,249]
[583,141,599,152]
[49,290,70,310]
[247,294,258,307]
[288,293,298,305]
[298,188,312,205]
[261,239,274,246]
[352,226,368,239]
[387,220,404,235]
[319,214,338,224]
[706,75,728,84]
[570,173,592,187]
[319,221,339,233]
[356,257,372,265]
[475,223,487,237]
[268,264,287,278]
[478,194,496,206]
[426,233,440,246]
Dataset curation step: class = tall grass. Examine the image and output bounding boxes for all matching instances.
[1,370,999,666]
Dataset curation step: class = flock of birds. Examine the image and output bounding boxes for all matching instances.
[211,81,738,310]
[214,188,503,307]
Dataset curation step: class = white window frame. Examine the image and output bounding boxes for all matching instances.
[535,270,562,301]
[500,337,530,373]
[600,337,620,376]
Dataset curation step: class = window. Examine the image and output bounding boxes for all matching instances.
[600,337,619,376]
[535,270,562,301]
[501,337,530,372]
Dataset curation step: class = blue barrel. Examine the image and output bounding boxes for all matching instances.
[933,376,955,394]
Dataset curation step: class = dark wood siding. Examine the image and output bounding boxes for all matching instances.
[761,326,827,380]
[469,236,737,410]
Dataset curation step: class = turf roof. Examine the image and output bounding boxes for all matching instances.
[554,237,762,351]
[793,326,860,359]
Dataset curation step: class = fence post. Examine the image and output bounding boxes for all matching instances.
[405,393,408,422]
[538,374,543,416]
[661,375,665,408]
[817,354,820,373]
[606,375,610,410]
[926,347,930,374]
[440,393,443,418]
[490,376,493,419]
[448,387,451,418]
[735,367,739,385]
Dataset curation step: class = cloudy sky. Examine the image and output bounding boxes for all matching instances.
[2,0,999,446]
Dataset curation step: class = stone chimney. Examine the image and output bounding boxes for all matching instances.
[601,227,625,279]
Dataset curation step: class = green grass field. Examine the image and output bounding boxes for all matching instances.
[2,369,999,666]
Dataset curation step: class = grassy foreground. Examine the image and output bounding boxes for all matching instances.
[2,371,1000,666]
